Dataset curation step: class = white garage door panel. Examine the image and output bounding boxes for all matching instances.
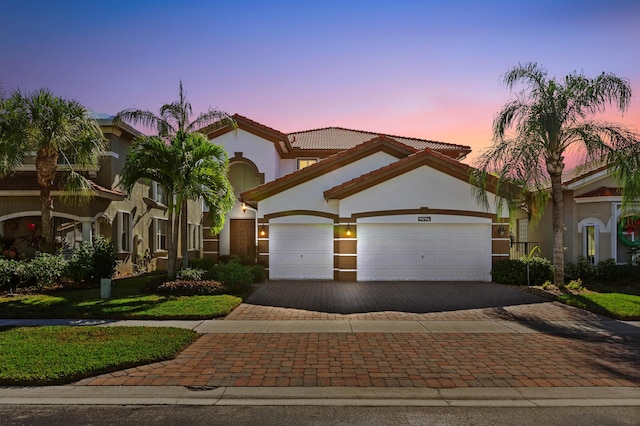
[358,223,490,281]
[269,224,334,279]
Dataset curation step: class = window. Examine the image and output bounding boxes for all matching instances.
[584,225,598,265]
[118,211,131,252]
[188,223,201,250]
[152,181,167,205]
[296,158,318,170]
[517,219,528,242]
[154,218,168,252]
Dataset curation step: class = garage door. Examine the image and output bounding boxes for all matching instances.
[269,224,334,279]
[357,223,490,281]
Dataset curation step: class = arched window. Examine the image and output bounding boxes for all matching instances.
[228,161,263,196]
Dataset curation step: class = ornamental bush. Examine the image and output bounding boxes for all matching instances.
[565,256,597,281]
[213,261,254,295]
[65,236,118,285]
[491,257,553,286]
[0,258,27,292]
[155,279,224,295]
[176,267,206,281]
[25,252,68,289]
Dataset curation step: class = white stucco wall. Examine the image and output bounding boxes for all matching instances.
[338,165,503,218]
[212,129,281,182]
[258,151,402,217]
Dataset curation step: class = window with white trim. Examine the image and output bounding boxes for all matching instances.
[154,218,168,252]
[584,224,598,265]
[188,223,201,250]
[152,181,167,205]
[117,211,131,252]
[517,219,528,242]
[296,158,318,170]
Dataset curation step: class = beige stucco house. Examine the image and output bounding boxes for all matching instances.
[512,162,640,266]
[0,116,204,274]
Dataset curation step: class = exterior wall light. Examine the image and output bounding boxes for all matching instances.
[346,224,351,237]
[242,202,247,213]
[260,225,266,237]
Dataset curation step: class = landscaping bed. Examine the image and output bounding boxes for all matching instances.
[0,274,242,320]
[523,283,640,320]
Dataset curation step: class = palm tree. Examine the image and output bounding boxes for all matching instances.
[0,88,106,250]
[114,81,234,268]
[119,132,234,278]
[473,63,640,285]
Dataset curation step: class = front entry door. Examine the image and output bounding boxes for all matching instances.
[230,219,255,262]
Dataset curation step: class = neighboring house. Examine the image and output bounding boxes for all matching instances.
[0,115,203,274]
[513,162,640,266]
[203,114,509,281]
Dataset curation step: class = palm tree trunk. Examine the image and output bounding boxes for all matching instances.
[181,199,188,268]
[549,169,565,286]
[170,210,181,279]
[36,148,58,252]
[167,210,176,278]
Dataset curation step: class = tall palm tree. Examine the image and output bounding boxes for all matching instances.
[119,132,234,278]
[114,81,234,267]
[473,63,640,285]
[0,88,106,250]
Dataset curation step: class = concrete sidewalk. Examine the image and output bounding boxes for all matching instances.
[2,318,639,335]
[0,385,639,407]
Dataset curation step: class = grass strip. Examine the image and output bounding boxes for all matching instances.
[0,326,197,385]
[557,290,640,320]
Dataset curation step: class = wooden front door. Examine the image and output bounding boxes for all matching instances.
[230,219,255,261]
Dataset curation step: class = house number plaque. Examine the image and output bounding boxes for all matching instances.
[418,216,432,222]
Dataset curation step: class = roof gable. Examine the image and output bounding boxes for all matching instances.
[324,148,496,200]
[241,136,418,202]
[203,114,293,157]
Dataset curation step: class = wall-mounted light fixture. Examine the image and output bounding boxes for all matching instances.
[260,225,266,237]
[497,224,507,237]
[346,224,351,237]
[242,202,247,213]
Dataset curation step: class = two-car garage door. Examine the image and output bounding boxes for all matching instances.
[267,222,491,281]
[357,223,491,281]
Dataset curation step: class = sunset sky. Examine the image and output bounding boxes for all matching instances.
[2,0,639,165]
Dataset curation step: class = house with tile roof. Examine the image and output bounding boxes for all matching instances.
[0,116,204,274]
[203,114,509,281]
[513,161,640,266]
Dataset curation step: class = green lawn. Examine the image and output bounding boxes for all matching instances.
[0,325,197,385]
[0,274,242,320]
[556,284,640,320]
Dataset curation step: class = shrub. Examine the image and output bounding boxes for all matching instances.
[0,258,27,292]
[565,278,584,291]
[214,261,253,295]
[176,267,205,281]
[188,258,216,271]
[250,264,266,283]
[155,279,224,295]
[595,258,618,282]
[218,255,241,264]
[65,236,118,285]
[25,252,68,289]
[565,256,596,281]
[541,280,554,290]
[491,257,553,286]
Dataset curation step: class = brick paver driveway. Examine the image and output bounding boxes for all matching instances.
[80,281,640,388]
[226,281,603,321]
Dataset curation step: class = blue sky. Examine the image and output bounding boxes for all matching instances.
[2,0,639,164]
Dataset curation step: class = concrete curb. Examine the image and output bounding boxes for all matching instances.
[0,386,638,407]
